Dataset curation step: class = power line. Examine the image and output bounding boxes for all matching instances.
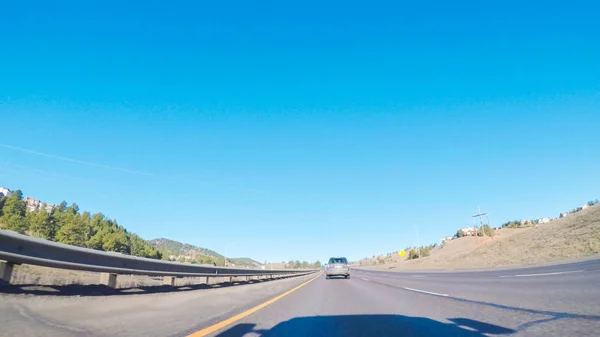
[0,142,154,176]
[0,142,263,194]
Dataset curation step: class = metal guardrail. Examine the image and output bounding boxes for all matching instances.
[0,230,316,287]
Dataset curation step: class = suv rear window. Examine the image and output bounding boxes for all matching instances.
[328,257,348,264]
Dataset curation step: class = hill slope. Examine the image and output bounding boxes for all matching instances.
[147,239,262,267]
[229,257,262,267]
[364,203,600,270]
[147,238,224,259]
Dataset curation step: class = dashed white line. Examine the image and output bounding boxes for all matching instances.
[403,287,449,297]
[361,278,370,281]
[455,325,478,332]
[499,270,584,278]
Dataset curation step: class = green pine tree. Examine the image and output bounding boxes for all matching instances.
[28,208,58,240]
[0,190,29,233]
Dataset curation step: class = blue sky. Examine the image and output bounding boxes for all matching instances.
[1,1,599,263]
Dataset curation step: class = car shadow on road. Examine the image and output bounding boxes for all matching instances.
[0,277,279,297]
[213,315,515,337]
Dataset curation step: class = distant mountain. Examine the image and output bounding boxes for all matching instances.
[147,238,224,259]
[147,239,263,267]
[229,257,262,267]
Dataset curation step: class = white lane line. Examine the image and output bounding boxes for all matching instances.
[499,270,584,278]
[403,287,449,297]
[361,278,370,281]
[410,275,426,278]
[456,325,478,332]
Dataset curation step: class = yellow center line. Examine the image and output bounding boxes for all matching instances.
[187,272,322,337]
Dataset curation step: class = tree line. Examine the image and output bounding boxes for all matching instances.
[286,260,321,269]
[0,190,162,259]
[405,243,438,260]
[456,224,495,236]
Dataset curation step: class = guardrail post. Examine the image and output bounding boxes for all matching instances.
[229,277,233,283]
[100,272,117,288]
[0,260,14,284]
[163,276,175,286]
[205,276,210,285]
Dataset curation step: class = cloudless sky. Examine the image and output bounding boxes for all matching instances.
[1,1,599,263]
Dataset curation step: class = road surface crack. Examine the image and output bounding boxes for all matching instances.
[14,304,95,335]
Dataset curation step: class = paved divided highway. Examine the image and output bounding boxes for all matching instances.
[1,259,599,337]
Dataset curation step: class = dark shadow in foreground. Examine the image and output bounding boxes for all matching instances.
[214,315,515,337]
[0,277,280,297]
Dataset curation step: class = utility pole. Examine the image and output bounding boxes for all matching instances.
[417,225,421,259]
[472,207,489,238]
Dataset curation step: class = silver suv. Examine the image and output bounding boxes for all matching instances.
[325,257,350,279]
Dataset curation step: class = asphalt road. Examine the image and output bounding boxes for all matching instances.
[0,274,318,337]
[207,260,600,337]
[1,259,599,337]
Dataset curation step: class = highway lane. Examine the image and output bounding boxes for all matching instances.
[0,274,317,337]
[1,260,599,336]
[356,257,600,279]
[207,265,600,337]
[354,260,600,315]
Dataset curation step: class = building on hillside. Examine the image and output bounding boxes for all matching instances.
[24,197,41,212]
[441,236,453,245]
[538,217,550,224]
[520,219,531,226]
[559,212,568,218]
[0,187,12,198]
[41,203,54,213]
[460,227,476,236]
[581,204,590,210]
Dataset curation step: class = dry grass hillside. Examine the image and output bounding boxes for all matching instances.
[364,204,600,271]
[265,263,287,270]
